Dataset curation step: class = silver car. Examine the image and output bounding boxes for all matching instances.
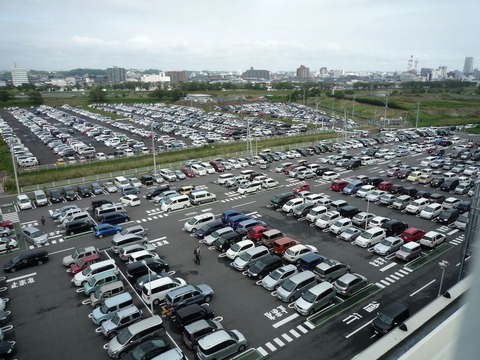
[261,264,298,291]
[373,236,404,256]
[338,227,362,242]
[333,273,368,297]
[23,226,48,246]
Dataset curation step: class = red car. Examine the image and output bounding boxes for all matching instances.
[330,179,348,192]
[209,161,225,172]
[0,220,13,229]
[247,225,271,242]
[377,181,393,191]
[70,254,101,276]
[292,182,310,194]
[181,168,196,178]
[399,228,426,243]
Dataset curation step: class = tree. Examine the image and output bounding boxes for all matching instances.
[28,91,43,104]
[88,86,107,102]
[0,90,12,102]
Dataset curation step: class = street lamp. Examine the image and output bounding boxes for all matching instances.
[438,260,449,297]
[142,260,155,315]
[365,198,371,230]
[151,122,157,175]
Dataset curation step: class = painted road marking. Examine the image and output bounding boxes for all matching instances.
[290,329,301,338]
[265,342,276,352]
[345,320,374,339]
[6,273,36,283]
[273,338,285,347]
[379,263,396,272]
[297,325,308,334]
[282,333,293,342]
[272,313,299,328]
[410,279,436,297]
[257,347,268,357]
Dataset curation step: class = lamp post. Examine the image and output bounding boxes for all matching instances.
[10,148,20,194]
[438,260,449,297]
[365,198,370,230]
[142,260,154,315]
[151,122,157,175]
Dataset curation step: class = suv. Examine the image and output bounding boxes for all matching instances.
[313,259,350,283]
[165,284,214,312]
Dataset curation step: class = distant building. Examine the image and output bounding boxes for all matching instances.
[165,71,188,84]
[319,67,328,76]
[242,67,270,81]
[420,68,433,80]
[296,65,310,79]
[140,73,170,84]
[463,57,474,75]
[106,66,126,83]
[11,66,29,87]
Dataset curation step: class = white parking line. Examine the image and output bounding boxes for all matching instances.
[6,273,36,283]
[265,342,277,352]
[375,282,385,289]
[447,229,459,236]
[273,338,285,347]
[379,263,396,272]
[304,321,315,330]
[272,313,299,328]
[297,325,309,333]
[49,247,75,255]
[410,279,436,297]
[282,333,293,342]
[346,320,374,339]
[257,347,268,356]
[290,329,301,338]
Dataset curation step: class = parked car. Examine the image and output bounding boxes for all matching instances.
[333,273,368,296]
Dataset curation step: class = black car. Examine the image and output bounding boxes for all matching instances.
[63,186,77,201]
[402,187,418,197]
[382,220,408,237]
[389,184,404,195]
[437,208,460,225]
[0,341,16,359]
[77,184,91,198]
[49,188,63,203]
[440,179,459,192]
[315,167,331,176]
[397,170,411,180]
[123,337,170,360]
[195,219,225,239]
[91,182,103,195]
[91,199,113,210]
[430,177,445,188]
[366,177,384,187]
[429,193,446,204]
[140,175,154,186]
[145,185,170,200]
[458,201,471,214]
[126,258,170,280]
[414,190,431,200]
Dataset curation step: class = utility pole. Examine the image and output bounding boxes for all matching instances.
[352,95,356,124]
[415,101,420,128]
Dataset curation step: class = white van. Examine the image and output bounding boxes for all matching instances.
[18,158,39,167]
[78,146,95,155]
[33,190,48,206]
[160,195,191,212]
[217,173,234,185]
[72,259,118,286]
[237,181,262,195]
[141,277,187,306]
[189,190,217,205]
[61,211,90,227]
[375,149,389,158]
[183,213,216,232]
[200,162,216,174]
[360,156,375,166]
[114,176,130,190]
[17,194,33,210]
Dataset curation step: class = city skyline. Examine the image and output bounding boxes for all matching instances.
[1,0,478,72]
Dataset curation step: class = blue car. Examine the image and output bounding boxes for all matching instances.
[93,223,122,238]
[122,186,141,195]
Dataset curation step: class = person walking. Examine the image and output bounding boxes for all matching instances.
[41,215,45,226]
[193,246,201,265]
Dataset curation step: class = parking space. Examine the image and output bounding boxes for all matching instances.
[0,126,477,359]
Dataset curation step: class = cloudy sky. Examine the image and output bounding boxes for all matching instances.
[1,0,477,73]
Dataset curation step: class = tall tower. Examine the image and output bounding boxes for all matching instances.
[11,64,29,87]
[463,57,474,75]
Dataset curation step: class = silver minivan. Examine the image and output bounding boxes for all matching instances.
[232,246,270,271]
[294,282,336,316]
[196,329,247,360]
[33,190,48,206]
[276,270,317,303]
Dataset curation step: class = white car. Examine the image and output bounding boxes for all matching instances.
[368,216,389,229]
[95,152,107,161]
[356,185,375,198]
[282,198,304,213]
[315,211,341,229]
[226,240,255,260]
[405,198,430,214]
[365,190,386,202]
[283,244,318,263]
[261,178,279,189]
[419,231,446,248]
[190,164,207,176]
[383,152,397,160]
[17,194,33,210]
[419,203,443,219]
[329,218,352,235]
[119,195,141,207]
[355,227,386,248]
[322,171,339,181]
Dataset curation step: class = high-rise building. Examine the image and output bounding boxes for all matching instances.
[106,66,126,83]
[165,71,188,84]
[241,67,270,81]
[463,57,474,75]
[296,65,310,79]
[11,66,29,87]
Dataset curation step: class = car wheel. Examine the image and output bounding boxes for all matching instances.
[98,234,103,239]
[191,228,196,233]
[386,251,390,256]
[183,205,187,209]
[258,274,264,280]
[38,260,44,265]
[289,296,295,303]
[153,299,160,306]
[204,295,211,302]
[238,345,246,352]
[10,268,16,273]
[167,208,171,213]
[308,308,315,316]
[108,331,117,339]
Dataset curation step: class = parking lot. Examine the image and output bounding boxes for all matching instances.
[0,129,478,359]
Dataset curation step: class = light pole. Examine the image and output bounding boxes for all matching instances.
[10,148,20,194]
[151,122,157,175]
[438,260,449,297]
[365,198,370,230]
[415,101,420,128]
[142,260,155,315]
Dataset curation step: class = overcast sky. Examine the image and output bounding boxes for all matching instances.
[1,0,477,73]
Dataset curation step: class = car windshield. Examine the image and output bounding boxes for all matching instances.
[116,328,133,345]
[302,290,316,303]
[31,230,43,238]
[230,243,241,252]
[270,269,284,281]
[81,267,91,276]
[319,214,330,221]
[111,312,122,325]
[187,218,197,225]
[380,239,393,246]
[281,278,296,292]
[238,251,251,261]
[361,231,373,239]
[75,258,85,267]
[129,345,147,360]
[377,312,394,325]
[94,287,103,298]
